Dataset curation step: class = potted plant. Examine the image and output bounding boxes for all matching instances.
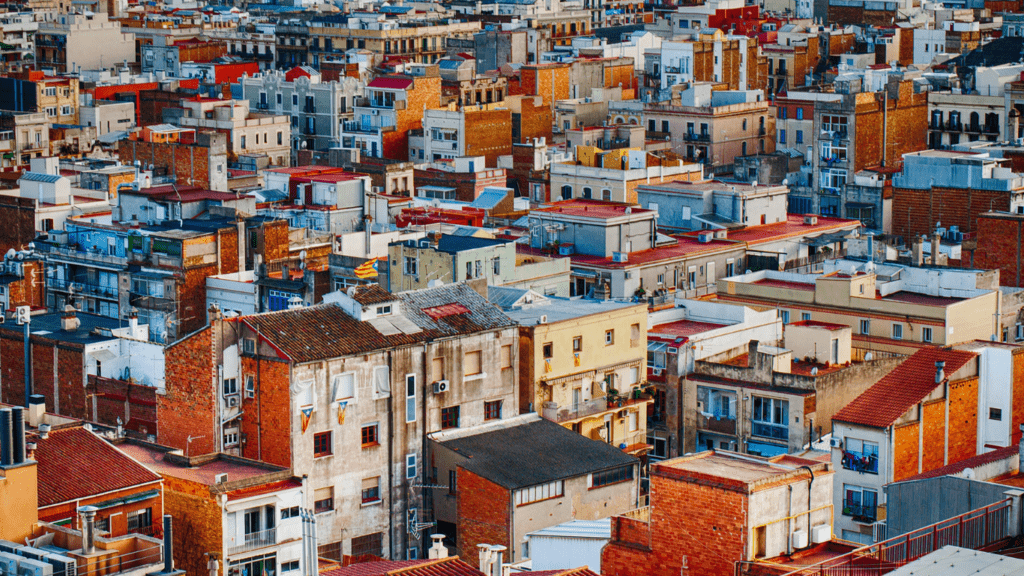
[606,388,620,407]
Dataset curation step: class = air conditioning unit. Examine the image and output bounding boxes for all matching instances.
[811,524,831,544]
[804,215,818,225]
[227,396,239,408]
[215,473,228,483]
[39,554,74,576]
[432,380,449,394]
[0,544,17,556]
[0,553,20,576]
[791,529,809,550]
[612,252,628,263]
[697,232,713,243]
[830,437,843,449]
[652,368,663,376]
[16,558,52,576]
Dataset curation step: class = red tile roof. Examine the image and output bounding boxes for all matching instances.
[227,479,303,501]
[527,570,599,576]
[904,444,1018,481]
[368,77,414,90]
[35,426,162,508]
[320,557,484,576]
[650,319,727,340]
[421,303,471,319]
[534,199,651,220]
[833,347,978,428]
[883,291,965,306]
[788,320,849,330]
[718,214,859,245]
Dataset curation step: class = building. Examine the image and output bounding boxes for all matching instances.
[491,287,650,453]
[177,98,290,166]
[715,260,1002,355]
[891,150,1024,241]
[429,414,640,567]
[967,210,1024,287]
[0,111,50,167]
[635,179,789,232]
[339,71,444,161]
[548,146,703,204]
[0,12,38,73]
[762,29,820,97]
[0,250,46,314]
[156,283,519,561]
[601,451,833,576]
[0,71,80,126]
[34,12,135,74]
[117,131,229,192]
[411,106,513,167]
[238,67,364,153]
[643,84,775,174]
[118,441,307,576]
[651,29,761,93]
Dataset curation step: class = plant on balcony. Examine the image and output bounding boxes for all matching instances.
[606,388,620,407]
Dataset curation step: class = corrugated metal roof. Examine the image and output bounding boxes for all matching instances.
[469,187,509,210]
[20,172,63,184]
[885,546,1024,576]
[527,518,611,540]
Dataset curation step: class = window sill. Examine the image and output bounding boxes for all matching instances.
[361,442,380,449]
[361,499,383,507]
[314,454,333,459]
[464,372,486,382]
[314,509,334,515]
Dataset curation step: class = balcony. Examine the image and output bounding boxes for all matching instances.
[841,449,879,474]
[130,291,176,312]
[49,278,119,300]
[696,410,736,436]
[342,120,395,134]
[229,527,277,555]
[543,393,652,424]
[842,500,877,522]
[751,420,788,441]
[684,132,710,143]
[37,243,128,268]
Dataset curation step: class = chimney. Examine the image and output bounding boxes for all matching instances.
[11,406,24,465]
[935,360,946,384]
[428,534,448,559]
[489,545,506,576]
[931,231,941,266]
[128,307,139,333]
[79,505,99,555]
[478,544,492,573]
[61,304,80,332]
[748,340,760,368]
[281,264,290,281]
[28,394,45,428]
[0,408,11,467]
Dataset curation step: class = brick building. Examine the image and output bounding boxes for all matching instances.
[414,163,508,203]
[601,451,833,576]
[0,250,45,314]
[411,106,513,167]
[968,210,1024,287]
[430,414,639,567]
[157,282,519,562]
[891,150,1024,242]
[828,345,1024,544]
[117,131,229,191]
[340,71,444,161]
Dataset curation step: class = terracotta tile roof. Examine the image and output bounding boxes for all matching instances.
[833,347,978,429]
[35,426,162,508]
[320,557,484,576]
[227,479,303,500]
[527,569,599,576]
[350,284,397,306]
[367,77,414,90]
[422,303,470,319]
[904,444,1018,481]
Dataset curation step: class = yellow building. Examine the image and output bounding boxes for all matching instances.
[716,262,1001,356]
[489,287,652,455]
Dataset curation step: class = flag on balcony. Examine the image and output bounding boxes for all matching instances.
[338,400,348,425]
[300,407,313,433]
[574,352,581,367]
[544,358,552,373]
[355,257,383,279]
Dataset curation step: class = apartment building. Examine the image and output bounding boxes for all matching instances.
[411,106,513,167]
[0,12,37,72]
[0,71,80,126]
[928,86,1003,149]
[177,98,290,166]
[548,146,703,204]
[34,12,135,74]
[644,84,775,174]
[157,283,519,561]
[650,29,760,92]
[762,29,819,97]
[118,131,229,191]
[238,67,364,152]
[636,179,789,232]
[716,261,1002,355]
[891,150,1024,241]
[339,71,444,161]
[602,451,833,576]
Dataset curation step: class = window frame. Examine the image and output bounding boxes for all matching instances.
[313,431,333,458]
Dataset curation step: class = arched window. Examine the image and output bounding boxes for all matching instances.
[561,185,573,200]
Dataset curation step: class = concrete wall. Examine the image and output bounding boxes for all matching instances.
[885,476,1016,538]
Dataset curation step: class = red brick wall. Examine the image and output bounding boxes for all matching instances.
[92,375,158,436]
[602,466,747,576]
[1013,350,1024,445]
[117,139,214,190]
[893,186,1010,242]
[948,377,978,465]
[0,333,88,419]
[921,399,946,472]
[516,96,552,145]
[7,261,46,310]
[464,109,513,168]
[162,476,223,576]
[239,355,292,468]
[853,83,927,174]
[384,76,444,161]
[972,213,1024,286]
[261,219,290,265]
[892,422,919,482]
[457,468,510,568]
[0,195,37,254]
[520,66,571,109]
[159,326,216,455]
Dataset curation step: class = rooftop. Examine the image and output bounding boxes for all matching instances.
[788,320,849,331]
[497,293,645,325]
[0,311,136,346]
[117,441,287,487]
[655,450,828,490]
[533,199,651,220]
[432,415,638,490]
[884,546,1024,576]
[833,347,978,429]
[320,557,484,576]
[648,319,728,340]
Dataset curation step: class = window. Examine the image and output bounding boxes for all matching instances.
[573,336,582,352]
[605,329,614,345]
[860,319,870,334]
[990,407,1003,421]
[778,129,786,144]
[314,487,334,513]
[781,310,790,324]
[277,132,283,146]
[892,323,903,340]
[648,342,667,369]
[515,480,564,506]
[843,485,878,520]
[485,400,502,421]
[493,256,501,275]
[406,454,417,479]
[590,465,634,488]
[126,508,152,534]
[465,261,474,279]
[223,429,239,447]
[406,374,416,423]
[314,431,332,457]
[922,326,933,343]
[361,477,381,504]
[361,423,379,447]
[404,255,418,275]
[280,506,300,519]
[60,105,72,116]
[751,397,789,440]
[351,533,383,558]
[821,114,848,134]
[795,130,804,144]
[223,378,238,396]
[797,108,804,120]
[334,373,355,401]
[500,344,512,369]
[841,438,878,474]
[282,561,299,572]
[463,350,482,376]
[448,469,457,495]
[241,135,247,149]
[543,342,553,359]
[441,406,460,429]
[801,313,811,321]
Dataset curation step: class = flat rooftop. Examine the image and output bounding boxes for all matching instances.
[118,441,286,486]
[657,451,825,485]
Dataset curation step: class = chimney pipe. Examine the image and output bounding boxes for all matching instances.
[0,408,11,467]
[282,265,290,281]
[489,545,506,576]
[79,505,99,554]
[931,232,941,266]
[748,340,760,368]
[478,544,492,572]
[161,515,174,573]
[935,360,946,384]
[11,406,25,465]
[28,394,45,428]
[428,534,448,559]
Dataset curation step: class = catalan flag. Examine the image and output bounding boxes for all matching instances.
[354,257,383,279]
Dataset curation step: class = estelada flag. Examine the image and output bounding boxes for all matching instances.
[300,407,313,433]
[354,257,383,279]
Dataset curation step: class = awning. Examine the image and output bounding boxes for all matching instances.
[622,442,652,454]
[93,488,160,510]
[89,349,118,362]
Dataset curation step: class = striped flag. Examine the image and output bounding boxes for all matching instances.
[354,257,383,279]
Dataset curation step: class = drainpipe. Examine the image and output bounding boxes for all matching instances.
[800,465,815,533]
[387,349,395,559]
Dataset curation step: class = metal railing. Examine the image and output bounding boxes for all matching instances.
[842,500,878,522]
[697,410,737,435]
[739,499,1012,576]
[841,450,879,474]
[229,527,277,554]
[751,421,788,441]
[37,243,128,267]
[48,277,119,299]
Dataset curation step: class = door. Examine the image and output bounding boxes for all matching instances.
[707,261,716,286]
[831,338,839,364]
[755,526,767,558]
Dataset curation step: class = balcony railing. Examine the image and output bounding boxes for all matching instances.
[684,132,711,142]
[696,410,736,435]
[843,499,878,521]
[37,243,128,267]
[841,449,879,474]
[751,420,788,441]
[48,277,119,299]
[229,527,276,554]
